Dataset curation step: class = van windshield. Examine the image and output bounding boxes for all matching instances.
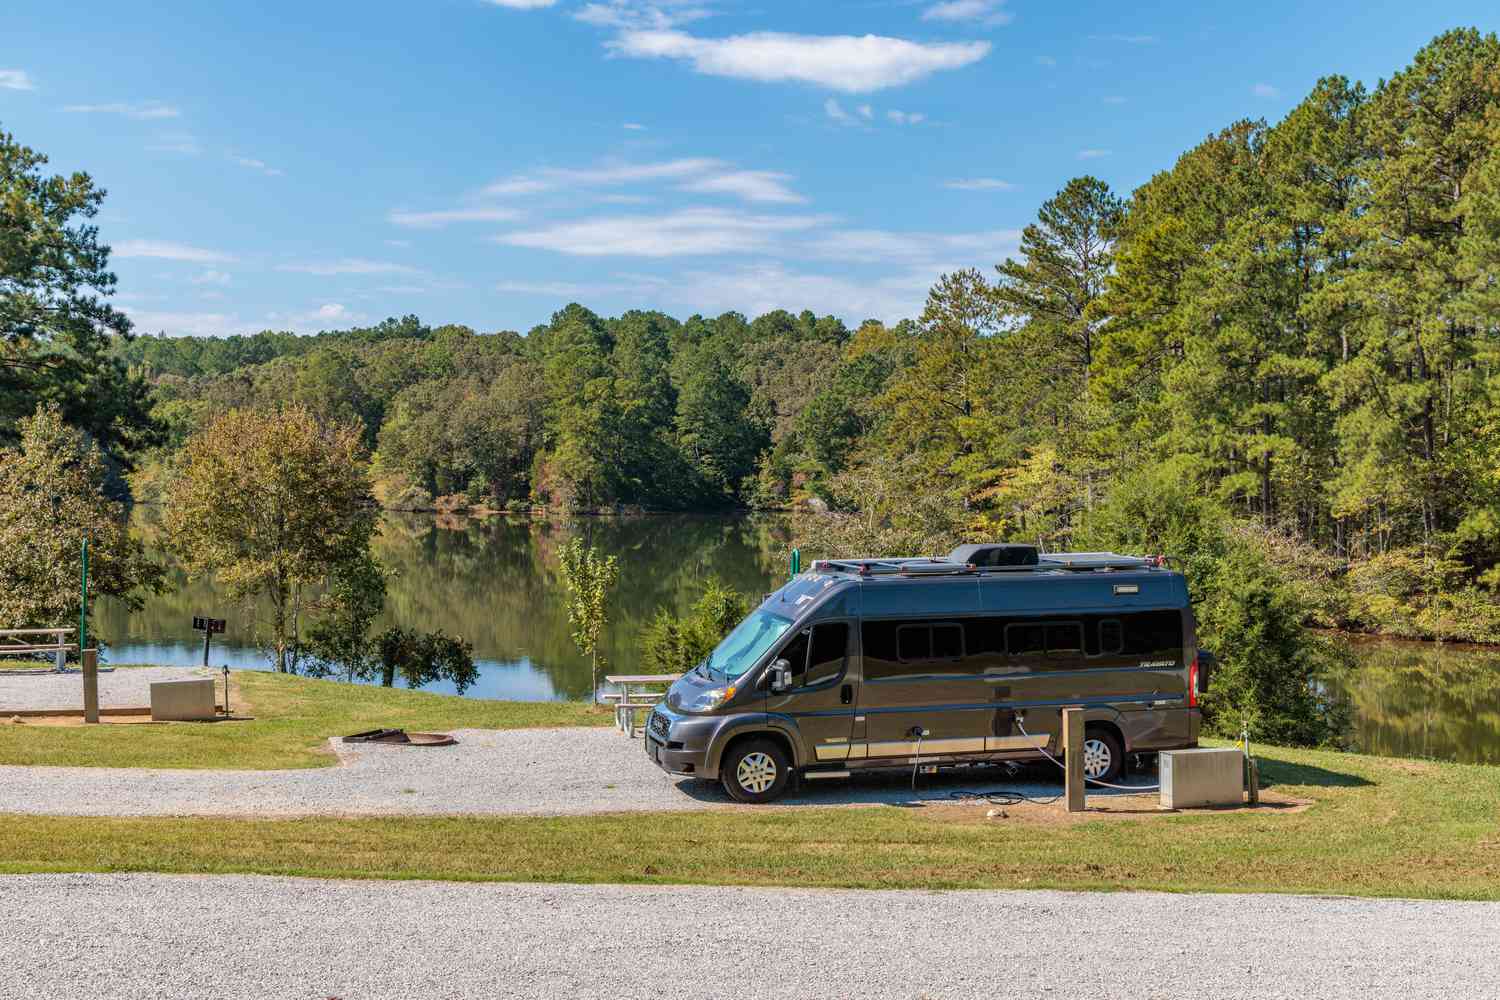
[706,609,794,681]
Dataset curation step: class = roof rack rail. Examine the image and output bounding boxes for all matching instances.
[1038,551,1159,571]
[811,557,977,577]
[808,549,1168,578]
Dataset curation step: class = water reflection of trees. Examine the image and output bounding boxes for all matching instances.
[1320,639,1500,765]
[101,509,790,700]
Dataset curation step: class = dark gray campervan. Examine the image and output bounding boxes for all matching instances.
[645,545,1206,803]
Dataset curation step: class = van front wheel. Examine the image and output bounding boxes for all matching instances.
[722,738,791,803]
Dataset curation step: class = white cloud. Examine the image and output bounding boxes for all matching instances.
[1077,148,1111,160]
[232,155,283,177]
[1252,82,1280,98]
[638,263,936,325]
[679,170,805,204]
[146,134,202,155]
[496,207,828,257]
[387,207,520,228]
[857,104,874,120]
[496,279,631,297]
[120,308,238,337]
[806,227,1022,265]
[0,69,36,91]
[277,258,419,275]
[485,0,557,7]
[483,157,723,196]
[574,1,710,30]
[825,98,854,124]
[607,30,990,93]
[189,270,231,286]
[945,177,1015,191]
[114,239,235,264]
[623,122,647,130]
[922,0,1013,26]
[63,101,180,120]
[316,303,348,320]
[384,239,412,248]
[887,109,926,125]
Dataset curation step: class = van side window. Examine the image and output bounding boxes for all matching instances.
[897,626,929,662]
[1099,619,1124,655]
[965,617,1005,656]
[806,623,849,686]
[1006,622,1045,656]
[777,629,811,684]
[1045,622,1083,659]
[1123,610,1183,658]
[864,621,968,679]
[931,623,963,660]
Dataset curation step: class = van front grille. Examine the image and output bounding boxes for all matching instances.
[649,709,670,740]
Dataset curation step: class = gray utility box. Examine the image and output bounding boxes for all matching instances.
[150,678,217,721]
[1160,748,1244,809]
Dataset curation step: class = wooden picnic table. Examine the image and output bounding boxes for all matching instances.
[603,673,682,738]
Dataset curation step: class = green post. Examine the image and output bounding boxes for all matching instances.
[789,548,801,579]
[79,536,88,655]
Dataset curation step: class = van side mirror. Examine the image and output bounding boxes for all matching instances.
[768,658,792,693]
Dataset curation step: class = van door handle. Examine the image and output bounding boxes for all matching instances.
[840,684,853,705]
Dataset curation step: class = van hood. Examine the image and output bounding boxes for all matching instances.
[667,667,734,713]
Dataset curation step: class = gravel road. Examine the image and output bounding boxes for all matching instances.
[0,666,209,711]
[0,726,1142,816]
[2,874,1493,999]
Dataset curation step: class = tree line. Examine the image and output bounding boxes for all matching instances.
[7,29,1500,739]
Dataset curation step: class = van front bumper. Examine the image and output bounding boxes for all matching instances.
[644,706,717,779]
[645,734,709,777]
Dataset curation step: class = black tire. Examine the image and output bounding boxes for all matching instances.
[1082,726,1125,784]
[720,737,791,803]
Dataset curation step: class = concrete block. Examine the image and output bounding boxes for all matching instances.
[1160,747,1243,809]
[150,678,217,721]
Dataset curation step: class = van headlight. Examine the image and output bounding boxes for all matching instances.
[693,685,736,711]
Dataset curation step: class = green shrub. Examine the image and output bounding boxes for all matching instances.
[639,580,753,674]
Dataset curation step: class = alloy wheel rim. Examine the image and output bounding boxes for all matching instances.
[1083,738,1111,779]
[737,751,778,793]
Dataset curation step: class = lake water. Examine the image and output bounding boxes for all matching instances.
[96,510,1500,765]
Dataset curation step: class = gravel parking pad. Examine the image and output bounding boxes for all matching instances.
[0,666,209,712]
[2,874,1495,1000]
[0,726,1144,816]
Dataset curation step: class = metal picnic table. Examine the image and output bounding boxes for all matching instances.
[602,673,681,738]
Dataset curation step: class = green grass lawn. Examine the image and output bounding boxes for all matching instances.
[0,659,58,671]
[1,672,1496,898]
[0,670,609,769]
[1,746,1498,898]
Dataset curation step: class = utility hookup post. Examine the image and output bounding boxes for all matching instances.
[192,616,227,668]
[1062,707,1086,813]
[222,665,231,716]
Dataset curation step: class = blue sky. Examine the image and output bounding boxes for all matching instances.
[2,1,1494,337]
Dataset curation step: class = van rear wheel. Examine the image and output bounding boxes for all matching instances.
[1082,727,1124,784]
[722,738,790,804]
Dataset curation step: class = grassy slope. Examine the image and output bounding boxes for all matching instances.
[0,671,609,769]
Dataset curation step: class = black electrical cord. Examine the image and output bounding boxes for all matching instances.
[1016,717,1160,792]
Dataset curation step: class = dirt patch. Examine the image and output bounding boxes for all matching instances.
[5,709,156,727]
[914,788,1313,827]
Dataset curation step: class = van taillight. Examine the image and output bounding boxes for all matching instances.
[1188,656,1200,708]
